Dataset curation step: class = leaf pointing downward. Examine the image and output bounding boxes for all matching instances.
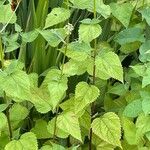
[92,112,121,147]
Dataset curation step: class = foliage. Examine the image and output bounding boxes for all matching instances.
[0,0,150,149]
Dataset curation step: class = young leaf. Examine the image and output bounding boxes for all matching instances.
[59,41,92,61]
[87,52,123,82]
[74,82,100,114]
[121,117,139,145]
[40,143,65,150]
[38,28,67,47]
[88,0,111,19]
[91,112,121,147]
[41,69,68,110]
[44,8,70,29]
[9,103,29,124]
[136,114,150,136]
[30,87,52,114]
[5,132,38,150]
[79,23,102,43]
[47,117,69,138]
[31,119,51,139]
[123,99,142,118]
[21,30,39,43]
[57,111,82,141]
[70,0,111,19]
[0,70,31,101]
[92,134,115,150]
[130,64,146,77]
[110,2,133,28]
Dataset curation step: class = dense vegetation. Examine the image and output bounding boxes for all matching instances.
[0,0,150,149]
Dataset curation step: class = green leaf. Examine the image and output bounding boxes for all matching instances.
[57,111,82,141]
[69,0,89,9]
[5,42,20,53]
[30,87,52,114]
[107,83,127,96]
[120,42,141,54]
[121,117,138,145]
[31,119,51,139]
[91,112,121,147]
[0,4,16,24]
[9,103,29,125]
[142,67,150,87]
[40,143,65,150]
[130,64,146,77]
[79,110,91,132]
[115,27,145,45]
[0,113,7,136]
[0,104,9,112]
[92,134,115,150]
[79,23,102,43]
[21,30,39,43]
[123,99,142,118]
[121,140,138,150]
[140,7,150,26]
[5,132,38,150]
[0,132,9,149]
[74,82,100,114]
[88,0,111,19]
[62,59,87,76]
[41,69,68,110]
[59,41,92,61]
[0,70,31,101]
[139,40,150,62]
[110,2,133,28]
[136,114,150,136]
[87,52,123,82]
[80,18,100,24]
[70,0,111,19]
[5,60,24,75]
[29,73,38,87]
[15,23,22,32]
[44,8,70,29]
[38,28,67,47]
[47,117,69,138]
[141,91,150,115]
[142,98,150,115]
[9,103,29,128]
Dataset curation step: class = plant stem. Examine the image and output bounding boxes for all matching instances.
[53,0,70,140]
[53,108,59,141]
[89,0,97,149]
[0,45,12,140]
[53,35,69,140]
[0,36,4,68]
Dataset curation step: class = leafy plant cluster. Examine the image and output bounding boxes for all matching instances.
[0,0,150,149]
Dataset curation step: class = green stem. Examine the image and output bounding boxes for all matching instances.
[53,108,59,141]
[61,36,69,75]
[0,36,4,68]
[53,0,70,140]
[89,0,97,149]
